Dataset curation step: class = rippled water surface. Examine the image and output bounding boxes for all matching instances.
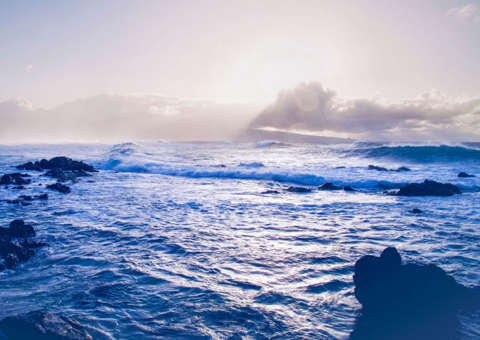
[0,142,480,339]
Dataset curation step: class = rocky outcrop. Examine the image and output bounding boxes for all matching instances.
[44,169,91,183]
[285,186,312,193]
[5,194,48,205]
[46,183,71,194]
[319,182,342,190]
[0,311,92,340]
[16,157,97,172]
[368,165,388,171]
[368,165,411,172]
[458,172,475,178]
[0,220,44,271]
[0,173,32,185]
[395,179,461,197]
[351,247,480,340]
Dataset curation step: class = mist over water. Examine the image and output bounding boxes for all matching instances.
[1,141,479,339]
[2,82,480,144]
[0,95,260,143]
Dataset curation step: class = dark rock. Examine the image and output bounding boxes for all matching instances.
[44,169,89,182]
[351,247,480,340]
[20,195,33,201]
[0,220,42,271]
[16,157,97,172]
[458,172,475,178]
[0,311,92,340]
[396,166,411,172]
[4,254,19,270]
[412,208,423,214]
[344,186,355,192]
[262,190,280,194]
[46,183,71,194]
[44,169,76,182]
[0,173,32,186]
[21,238,46,248]
[396,179,461,197]
[21,202,32,206]
[15,161,43,171]
[319,182,342,190]
[335,166,346,169]
[285,186,312,193]
[8,220,36,238]
[368,165,411,172]
[12,186,26,190]
[6,200,20,204]
[36,194,49,200]
[368,165,388,171]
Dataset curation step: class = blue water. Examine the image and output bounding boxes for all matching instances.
[0,141,480,339]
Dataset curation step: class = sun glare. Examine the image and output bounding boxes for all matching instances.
[232,46,328,102]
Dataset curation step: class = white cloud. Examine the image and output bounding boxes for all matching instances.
[2,86,479,143]
[0,93,260,143]
[0,98,33,112]
[25,64,33,73]
[250,82,480,142]
[446,4,480,21]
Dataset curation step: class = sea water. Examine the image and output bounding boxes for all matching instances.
[0,141,479,339]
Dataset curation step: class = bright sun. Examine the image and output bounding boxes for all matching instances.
[233,46,327,102]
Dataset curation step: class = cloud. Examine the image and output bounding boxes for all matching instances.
[2,85,479,143]
[249,82,480,142]
[446,4,480,21]
[0,93,259,143]
[25,64,33,73]
[0,98,33,112]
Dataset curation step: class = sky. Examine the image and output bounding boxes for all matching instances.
[1,0,480,142]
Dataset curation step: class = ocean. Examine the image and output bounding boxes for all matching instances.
[1,141,480,339]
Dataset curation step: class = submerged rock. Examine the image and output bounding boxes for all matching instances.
[411,208,423,214]
[458,172,475,178]
[46,183,71,194]
[16,157,97,172]
[0,311,92,340]
[396,179,461,197]
[262,190,281,194]
[319,182,342,190]
[344,185,355,192]
[44,169,91,183]
[351,247,480,340]
[6,199,20,204]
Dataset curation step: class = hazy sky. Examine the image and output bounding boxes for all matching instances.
[1,0,480,109]
[1,0,480,142]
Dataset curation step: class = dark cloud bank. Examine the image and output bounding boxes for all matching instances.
[1,83,479,143]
